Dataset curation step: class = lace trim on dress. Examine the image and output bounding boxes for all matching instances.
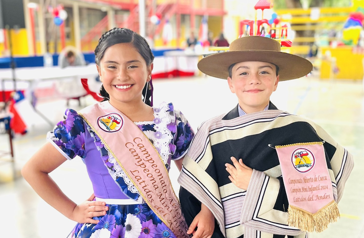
[152,102,175,164]
[85,102,176,199]
[134,121,154,125]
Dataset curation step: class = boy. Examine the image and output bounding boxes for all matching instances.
[178,36,354,238]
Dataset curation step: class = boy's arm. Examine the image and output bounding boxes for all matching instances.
[240,170,304,235]
[226,156,304,236]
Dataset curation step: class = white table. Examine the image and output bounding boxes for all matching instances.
[161,49,216,78]
[0,64,99,126]
[0,63,98,91]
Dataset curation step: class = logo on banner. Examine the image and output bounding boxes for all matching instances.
[97,113,123,132]
[292,148,315,173]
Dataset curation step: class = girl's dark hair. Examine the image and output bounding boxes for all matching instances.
[96,28,155,106]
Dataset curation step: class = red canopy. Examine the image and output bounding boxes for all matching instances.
[254,0,272,10]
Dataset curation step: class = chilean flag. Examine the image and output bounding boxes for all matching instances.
[9,91,31,135]
[199,15,208,43]
[162,20,173,46]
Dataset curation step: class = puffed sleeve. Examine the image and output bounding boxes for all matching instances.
[47,108,87,160]
[172,109,195,160]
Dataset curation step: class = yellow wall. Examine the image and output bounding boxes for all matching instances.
[81,41,99,53]
[0,42,4,56]
[208,16,223,40]
[1,29,29,57]
[319,46,364,80]
[352,0,364,11]
[153,39,179,48]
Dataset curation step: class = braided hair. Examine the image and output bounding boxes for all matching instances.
[95,28,155,106]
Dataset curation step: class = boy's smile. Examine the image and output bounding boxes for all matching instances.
[227,61,279,114]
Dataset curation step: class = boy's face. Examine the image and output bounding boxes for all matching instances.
[67,56,75,65]
[227,61,279,114]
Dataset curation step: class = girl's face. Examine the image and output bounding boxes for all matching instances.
[97,42,153,107]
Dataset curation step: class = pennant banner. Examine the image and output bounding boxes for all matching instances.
[275,142,340,232]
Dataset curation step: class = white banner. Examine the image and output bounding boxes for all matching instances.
[0,29,4,43]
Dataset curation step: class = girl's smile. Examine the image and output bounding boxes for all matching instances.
[114,84,132,90]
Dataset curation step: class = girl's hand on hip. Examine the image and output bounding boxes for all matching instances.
[71,193,108,224]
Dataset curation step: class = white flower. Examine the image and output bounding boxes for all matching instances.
[125,214,142,238]
[90,228,111,238]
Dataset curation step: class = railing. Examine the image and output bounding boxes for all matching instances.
[118,0,155,32]
[153,4,177,36]
[79,0,225,51]
[81,16,108,52]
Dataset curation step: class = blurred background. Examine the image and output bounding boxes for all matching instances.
[0,0,363,237]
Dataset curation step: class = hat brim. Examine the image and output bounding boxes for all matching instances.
[198,50,313,81]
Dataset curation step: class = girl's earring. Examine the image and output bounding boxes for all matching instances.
[143,81,149,103]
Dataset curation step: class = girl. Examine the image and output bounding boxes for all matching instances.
[22,28,194,238]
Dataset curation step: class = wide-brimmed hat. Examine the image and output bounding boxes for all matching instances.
[198,36,313,81]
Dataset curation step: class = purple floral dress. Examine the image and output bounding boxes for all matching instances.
[48,102,194,238]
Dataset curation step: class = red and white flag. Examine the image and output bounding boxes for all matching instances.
[9,91,36,135]
[162,20,173,45]
[199,15,208,42]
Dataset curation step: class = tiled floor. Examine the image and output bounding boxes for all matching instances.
[0,73,363,238]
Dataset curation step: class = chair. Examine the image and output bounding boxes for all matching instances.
[54,76,88,107]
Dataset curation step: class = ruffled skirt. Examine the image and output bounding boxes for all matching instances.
[69,203,177,238]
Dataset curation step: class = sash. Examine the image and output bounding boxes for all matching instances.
[275,142,340,232]
[79,101,189,238]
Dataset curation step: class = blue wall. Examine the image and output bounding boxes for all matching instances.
[0,49,183,69]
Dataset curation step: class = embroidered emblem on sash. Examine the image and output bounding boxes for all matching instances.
[97,113,123,132]
[292,148,315,173]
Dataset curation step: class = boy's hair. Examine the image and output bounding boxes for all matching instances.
[228,62,280,78]
[66,51,75,58]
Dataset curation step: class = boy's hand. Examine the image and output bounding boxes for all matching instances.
[71,193,108,224]
[187,204,215,238]
[226,156,253,190]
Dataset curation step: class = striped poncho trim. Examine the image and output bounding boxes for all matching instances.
[178,105,354,238]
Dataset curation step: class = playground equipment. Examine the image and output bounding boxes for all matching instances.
[238,0,292,48]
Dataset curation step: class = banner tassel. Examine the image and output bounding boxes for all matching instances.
[288,200,340,232]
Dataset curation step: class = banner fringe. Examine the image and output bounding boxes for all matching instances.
[288,201,340,232]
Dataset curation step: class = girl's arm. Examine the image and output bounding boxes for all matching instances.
[174,158,184,171]
[187,203,215,238]
[22,142,107,224]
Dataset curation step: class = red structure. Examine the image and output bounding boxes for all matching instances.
[254,0,272,11]
[256,19,271,35]
[80,0,226,50]
[240,20,254,36]
[239,0,291,48]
